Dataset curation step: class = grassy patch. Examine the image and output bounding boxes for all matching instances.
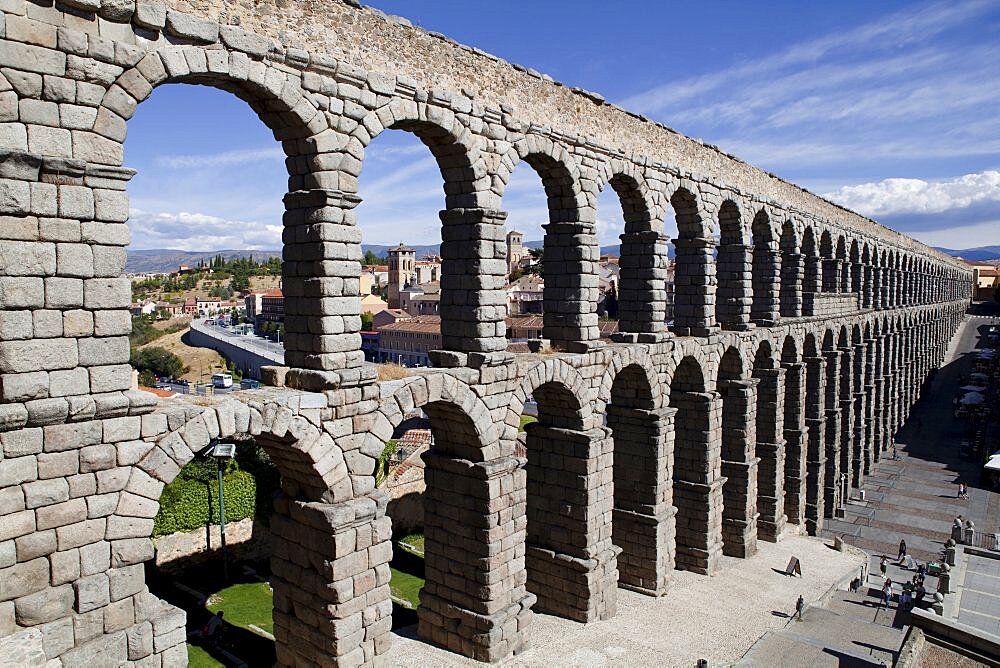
[390,566,424,608]
[398,532,425,556]
[187,643,223,668]
[206,582,274,636]
[519,414,537,432]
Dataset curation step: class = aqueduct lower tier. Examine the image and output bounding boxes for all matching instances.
[0,0,974,665]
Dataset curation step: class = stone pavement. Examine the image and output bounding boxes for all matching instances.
[737,589,907,667]
[384,532,864,667]
[953,551,1000,637]
[823,314,1000,563]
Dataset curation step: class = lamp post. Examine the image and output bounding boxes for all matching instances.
[209,441,237,582]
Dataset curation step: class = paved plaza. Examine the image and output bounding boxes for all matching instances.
[824,314,1000,561]
[385,533,864,667]
[956,552,1000,636]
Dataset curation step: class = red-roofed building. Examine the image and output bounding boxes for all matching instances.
[259,288,284,328]
[376,315,441,367]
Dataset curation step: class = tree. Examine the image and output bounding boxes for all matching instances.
[361,311,374,330]
[229,273,250,294]
[525,247,544,275]
[131,346,186,379]
[363,250,387,266]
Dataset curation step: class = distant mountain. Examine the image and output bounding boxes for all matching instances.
[935,245,1000,262]
[127,238,652,274]
[126,249,282,273]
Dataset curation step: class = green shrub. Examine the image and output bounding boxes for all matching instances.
[131,346,186,378]
[375,440,397,487]
[153,442,281,537]
[154,470,257,537]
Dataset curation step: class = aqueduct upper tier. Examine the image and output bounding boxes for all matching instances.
[0,0,974,665]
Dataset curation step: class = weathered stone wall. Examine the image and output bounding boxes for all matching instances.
[153,517,269,572]
[0,0,975,665]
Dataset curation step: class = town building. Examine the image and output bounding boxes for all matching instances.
[507,230,526,273]
[387,243,416,309]
[506,274,544,315]
[258,288,285,328]
[375,315,442,367]
[400,281,440,316]
[128,300,157,317]
[244,292,264,323]
[183,296,197,315]
[372,308,411,329]
[196,297,222,316]
[361,293,389,315]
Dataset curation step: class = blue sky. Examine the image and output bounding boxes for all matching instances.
[125,0,1000,251]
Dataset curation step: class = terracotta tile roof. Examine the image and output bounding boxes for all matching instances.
[263,288,283,297]
[138,386,177,398]
[378,317,442,334]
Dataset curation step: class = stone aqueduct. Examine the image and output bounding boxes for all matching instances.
[0,0,974,665]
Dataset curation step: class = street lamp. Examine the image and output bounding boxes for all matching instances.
[208,441,237,582]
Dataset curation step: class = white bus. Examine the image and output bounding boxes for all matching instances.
[211,373,233,389]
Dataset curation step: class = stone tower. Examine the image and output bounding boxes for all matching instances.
[388,242,416,309]
[507,230,525,273]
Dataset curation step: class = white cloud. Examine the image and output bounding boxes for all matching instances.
[822,170,1000,217]
[621,0,992,118]
[616,0,999,175]
[154,147,285,169]
[911,219,1000,249]
[128,209,282,251]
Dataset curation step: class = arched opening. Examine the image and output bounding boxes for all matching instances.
[716,201,751,330]
[355,123,477,366]
[861,244,874,309]
[752,341,786,541]
[837,326,854,495]
[415,398,532,661]
[670,356,723,573]
[599,175,665,339]
[801,226,821,315]
[836,236,849,294]
[821,330,841,516]
[502,151,597,350]
[779,221,801,318]
[850,240,862,296]
[849,325,866,488]
[670,189,715,336]
[803,333,826,534]
[125,82,290,392]
[608,364,673,594]
[524,380,617,621]
[780,336,806,526]
[146,434,282,666]
[718,347,758,557]
[751,211,780,326]
[820,230,837,293]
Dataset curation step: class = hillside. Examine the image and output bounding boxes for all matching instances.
[935,245,1000,262]
[127,241,638,273]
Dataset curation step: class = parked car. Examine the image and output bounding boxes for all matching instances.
[240,378,262,390]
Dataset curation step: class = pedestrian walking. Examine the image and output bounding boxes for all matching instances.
[795,594,804,620]
[882,584,893,609]
[880,556,888,577]
[898,539,907,560]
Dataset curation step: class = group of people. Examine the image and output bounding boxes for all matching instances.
[876,540,929,611]
[958,482,969,499]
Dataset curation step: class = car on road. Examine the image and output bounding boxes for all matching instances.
[240,379,262,390]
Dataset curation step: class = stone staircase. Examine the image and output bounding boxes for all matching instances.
[736,590,908,667]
